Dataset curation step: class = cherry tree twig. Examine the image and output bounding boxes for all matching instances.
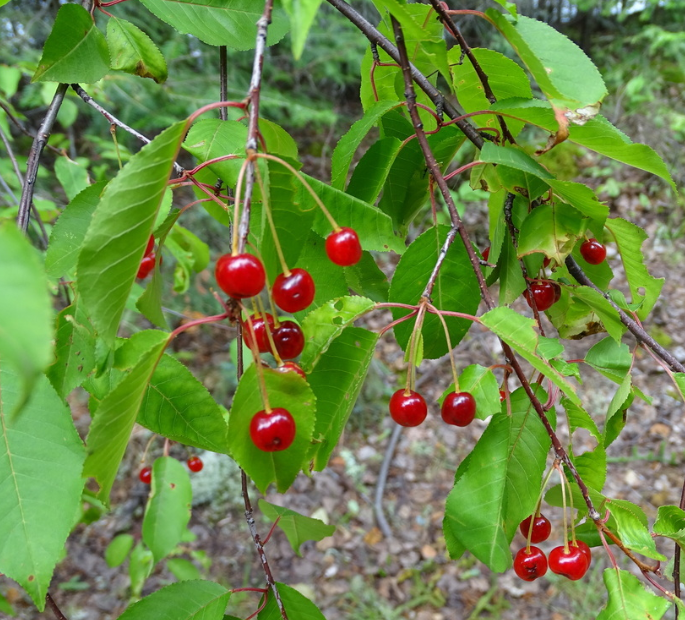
[674,476,685,616]
[46,592,69,620]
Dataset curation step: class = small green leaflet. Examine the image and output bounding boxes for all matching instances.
[32,4,110,83]
[606,499,665,561]
[258,583,326,620]
[345,137,403,205]
[105,534,134,568]
[258,500,335,556]
[282,0,324,60]
[142,457,193,563]
[167,558,201,582]
[597,568,671,620]
[653,505,685,549]
[54,157,90,201]
[128,543,154,600]
[107,16,168,83]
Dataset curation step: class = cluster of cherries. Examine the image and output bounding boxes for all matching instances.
[214,227,362,452]
[389,388,478,428]
[136,235,159,279]
[513,512,592,582]
[138,455,204,484]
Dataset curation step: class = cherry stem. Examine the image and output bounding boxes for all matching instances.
[255,163,290,276]
[405,302,428,392]
[186,100,248,127]
[375,302,481,324]
[262,516,281,546]
[185,154,242,177]
[245,592,269,620]
[140,434,157,466]
[230,587,268,594]
[556,462,570,553]
[378,309,419,337]
[242,307,272,413]
[598,527,619,569]
[188,176,231,216]
[255,297,283,364]
[169,312,230,341]
[568,464,577,544]
[163,438,170,458]
[526,463,557,550]
[231,158,251,255]
[443,160,485,182]
[428,302,459,391]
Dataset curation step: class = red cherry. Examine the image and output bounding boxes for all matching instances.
[139,466,152,484]
[542,256,551,268]
[250,408,296,452]
[187,456,203,473]
[441,391,476,427]
[276,361,307,380]
[272,268,316,313]
[580,238,607,265]
[519,514,552,544]
[523,280,558,312]
[548,545,589,580]
[137,254,156,279]
[513,546,548,581]
[482,247,490,261]
[570,540,592,569]
[243,313,275,354]
[144,235,155,257]
[552,281,561,303]
[273,320,305,359]
[499,389,506,402]
[215,253,265,299]
[389,389,427,427]
[325,227,362,266]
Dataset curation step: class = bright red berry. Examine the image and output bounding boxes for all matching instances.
[137,254,156,279]
[548,545,589,580]
[139,466,152,484]
[144,235,155,257]
[580,238,607,265]
[499,389,506,402]
[325,227,362,267]
[187,456,203,473]
[570,540,592,569]
[273,321,305,359]
[389,389,427,427]
[215,253,265,299]
[243,313,275,354]
[441,391,476,427]
[482,247,490,261]
[513,546,548,582]
[519,514,552,544]
[523,280,559,312]
[276,361,307,380]
[250,408,296,452]
[272,268,316,313]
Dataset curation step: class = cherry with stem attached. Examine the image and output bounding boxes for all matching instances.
[250,408,296,452]
[273,268,315,313]
[519,513,552,544]
[273,320,305,359]
[187,456,203,473]
[215,253,266,299]
[580,238,607,265]
[243,313,275,353]
[523,280,560,312]
[139,466,152,484]
[513,546,548,581]
[389,389,427,427]
[326,227,362,266]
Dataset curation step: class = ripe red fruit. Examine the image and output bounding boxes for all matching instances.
[548,545,589,580]
[325,227,362,266]
[144,235,155,257]
[580,238,607,265]
[215,253,265,299]
[499,389,506,402]
[519,514,552,544]
[273,320,305,359]
[137,254,156,279]
[273,268,316,313]
[441,391,476,427]
[187,456,203,473]
[513,546,548,582]
[243,313,275,353]
[276,361,307,380]
[482,247,490,261]
[139,466,152,484]
[570,540,592,569]
[389,389,427,427]
[250,408,296,452]
[523,280,559,312]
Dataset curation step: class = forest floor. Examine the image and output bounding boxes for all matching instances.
[5,150,685,620]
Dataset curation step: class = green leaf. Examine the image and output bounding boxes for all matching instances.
[0,591,14,616]
[78,122,185,344]
[46,298,96,398]
[573,445,606,492]
[605,218,663,320]
[83,330,168,505]
[345,137,403,206]
[605,375,633,447]
[585,337,633,384]
[258,583,325,620]
[54,157,90,201]
[570,286,626,343]
[597,568,671,620]
[105,534,135,568]
[107,16,168,83]
[389,226,480,359]
[517,202,587,262]
[307,327,378,470]
[607,499,665,561]
[138,354,228,454]
[142,457,192,563]
[491,0,517,17]
[331,100,399,190]
[438,364,501,421]
[0,369,85,610]
[136,264,167,328]
[32,4,110,83]
[167,558,201,582]
[258,500,335,556]
[444,387,555,572]
[45,182,106,278]
[300,296,375,373]
[282,0,323,60]
[0,222,53,408]
[139,0,289,50]
[486,11,607,110]
[563,397,600,442]
[128,543,153,599]
[653,505,685,549]
[480,306,584,408]
[118,580,230,620]
[227,366,316,493]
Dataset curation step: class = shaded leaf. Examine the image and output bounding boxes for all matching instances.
[55,157,90,201]
[258,500,335,556]
[107,16,168,83]
[258,582,325,620]
[105,534,134,568]
[282,0,324,60]
[597,568,670,620]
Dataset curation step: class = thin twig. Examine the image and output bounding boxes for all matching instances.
[46,593,68,620]
[675,478,685,617]
[219,46,228,122]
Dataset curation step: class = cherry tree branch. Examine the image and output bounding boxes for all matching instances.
[46,592,69,620]
[675,479,685,617]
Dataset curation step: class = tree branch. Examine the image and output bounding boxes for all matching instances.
[46,592,69,620]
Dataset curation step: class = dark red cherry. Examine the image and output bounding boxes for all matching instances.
[482,247,490,261]
[519,514,552,544]
[441,391,476,427]
[144,235,155,257]
[325,227,362,266]
[513,546,548,581]
[552,281,562,303]
[570,540,592,569]
[242,313,275,354]
[250,408,296,452]
[139,466,152,484]
[215,253,265,299]
[272,320,305,359]
[272,268,315,313]
[523,280,558,312]
[187,456,203,473]
[137,254,156,279]
[548,545,589,580]
[542,256,551,268]
[276,361,307,380]
[389,389,427,427]
[580,238,607,265]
